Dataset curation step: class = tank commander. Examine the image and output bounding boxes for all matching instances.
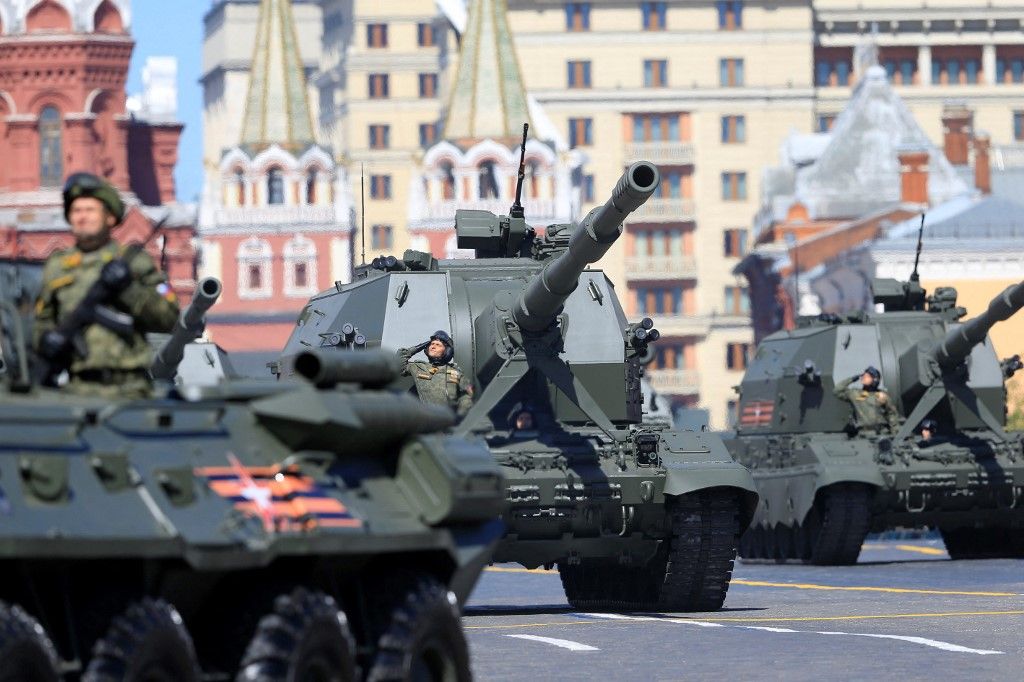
[397,330,474,418]
[918,418,938,445]
[833,365,900,434]
[33,173,179,398]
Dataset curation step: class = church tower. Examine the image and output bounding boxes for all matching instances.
[198,0,351,357]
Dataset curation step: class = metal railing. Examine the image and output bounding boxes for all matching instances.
[624,254,697,280]
[624,141,695,166]
[631,197,696,222]
[212,205,337,227]
[645,368,700,395]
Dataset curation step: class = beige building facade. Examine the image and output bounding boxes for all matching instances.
[201,0,1024,427]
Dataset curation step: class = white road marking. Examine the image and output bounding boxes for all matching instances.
[505,634,599,651]
[580,613,1003,655]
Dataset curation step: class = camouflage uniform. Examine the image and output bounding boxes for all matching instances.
[34,240,179,398]
[398,348,474,417]
[833,376,900,433]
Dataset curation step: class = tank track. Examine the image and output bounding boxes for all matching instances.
[739,484,872,566]
[558,489,741,612]
[941,527,1024,560]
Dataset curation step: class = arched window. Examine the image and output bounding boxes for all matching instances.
[440,161,455,201]
[478,161,499,200]
[237,237,272,299]
[26,0,72,32]
[527,160,540,199]
[267,167,285,205]
[235,169,245,206]
[39,106,63,187]
[93,0,124,33]
[284,234,317,297]
[305,168,317,204]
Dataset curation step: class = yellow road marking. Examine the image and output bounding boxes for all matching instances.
[730,579,1017,597]
[464,610,1024,630]
[862,543,948,556]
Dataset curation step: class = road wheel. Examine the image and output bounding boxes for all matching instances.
[0,601,60,682]
[774,525,793,562]
[236,588,356,682]
[84,598,200,682]
[366,577,470,682]
[804,484,872,565]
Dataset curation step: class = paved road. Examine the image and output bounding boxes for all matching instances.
[463,539,1023,681]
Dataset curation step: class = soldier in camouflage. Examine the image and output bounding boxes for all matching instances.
[397,330,474,418]
[33,173,180,399]
[833,365,900,434]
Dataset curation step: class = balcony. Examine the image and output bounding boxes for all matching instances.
[624,254,697,280]
[421,199,559,222]
[212,205,337,228]
[650,313,750,338]
[625,141,695,166]
[645,368,700,396]
[631,197,696,223]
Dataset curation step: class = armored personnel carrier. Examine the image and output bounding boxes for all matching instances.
[280,156,757,612]
[0,275,504,680]
[728,275,1024,564]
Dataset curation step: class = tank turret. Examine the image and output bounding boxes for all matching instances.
[934,281,1024,369]
[279,151,758,613]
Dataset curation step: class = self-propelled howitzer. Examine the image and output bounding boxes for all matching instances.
[280,161,758,612]
[727,277,1024,564]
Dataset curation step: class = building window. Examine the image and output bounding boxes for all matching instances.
[39,106,63,188]
[367,23,387,48]
[267,167,285,205]
[1015,112,1024,141]
[369,124,390,149]
[643,59,668,88]
[569,117,593,147]
[726,342,750,370]
[996,51,1024,84]
[633,285,687,315]
[440,161,456,200]
[419,122,439,147]
[883,58,917,85]
[370,174,392,199]
[721,115,745,143]
[727,399,739,428]
[284,234,317,297]
[582,174,594,202]
[368,73,389,98]
[632,113,683,142]
[656,169,686,199]
[716,1,743,30]
[641,2,667,31]
[724,286,750,315]
[723,228,747,257]
[815,48,853,86]
[238,237,272,300]
[816,114,836,132]
[235,169,246,205]
[651,342,693,370]
[565,2,590,31]
[478,161,499,199]
[720,58,744,87]
[371,224,393,250]
[417,22,436,47]
[419,73,438,98]
[633,226,690,257]
[567,60,591,88]
[721,172,747,201]
[932,53,982,85]
[305,169,317,204]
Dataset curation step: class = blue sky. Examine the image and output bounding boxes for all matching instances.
[127,1,206,203]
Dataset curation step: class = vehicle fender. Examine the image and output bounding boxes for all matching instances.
[659,430,759,526]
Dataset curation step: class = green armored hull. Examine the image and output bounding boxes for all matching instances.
[727,277,1024,564]
[281,160,757,612]
[0,276,504,680]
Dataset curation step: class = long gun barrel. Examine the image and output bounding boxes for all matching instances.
[935,280,1024,369]
[293,348,399,388]
[512,161,660,332]
[151,277,222,380]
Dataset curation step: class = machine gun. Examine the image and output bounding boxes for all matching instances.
[456,161,660,436]
[150,277,222,381]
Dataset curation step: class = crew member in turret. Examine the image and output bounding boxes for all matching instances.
[397,331,474,418]
[833,365,900,434]
[34,173,179,398]
[917,418,938,445]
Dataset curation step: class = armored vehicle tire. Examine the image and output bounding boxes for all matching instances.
[558,489,741,612]
[0,601,60,682]
[83,598,200,682]
[236,588,357,682]
[804,484,872,565]
[941,527,1024,560]
[366,577,470,682]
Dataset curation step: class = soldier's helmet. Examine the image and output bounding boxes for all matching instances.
[863,365,881,387]
[63,172,125,225]
[919,418,938,434]
[429,330,455,365]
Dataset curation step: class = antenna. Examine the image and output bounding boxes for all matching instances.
[510,123,529,219]
[910,213,925,282]
[360,163,366,266]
